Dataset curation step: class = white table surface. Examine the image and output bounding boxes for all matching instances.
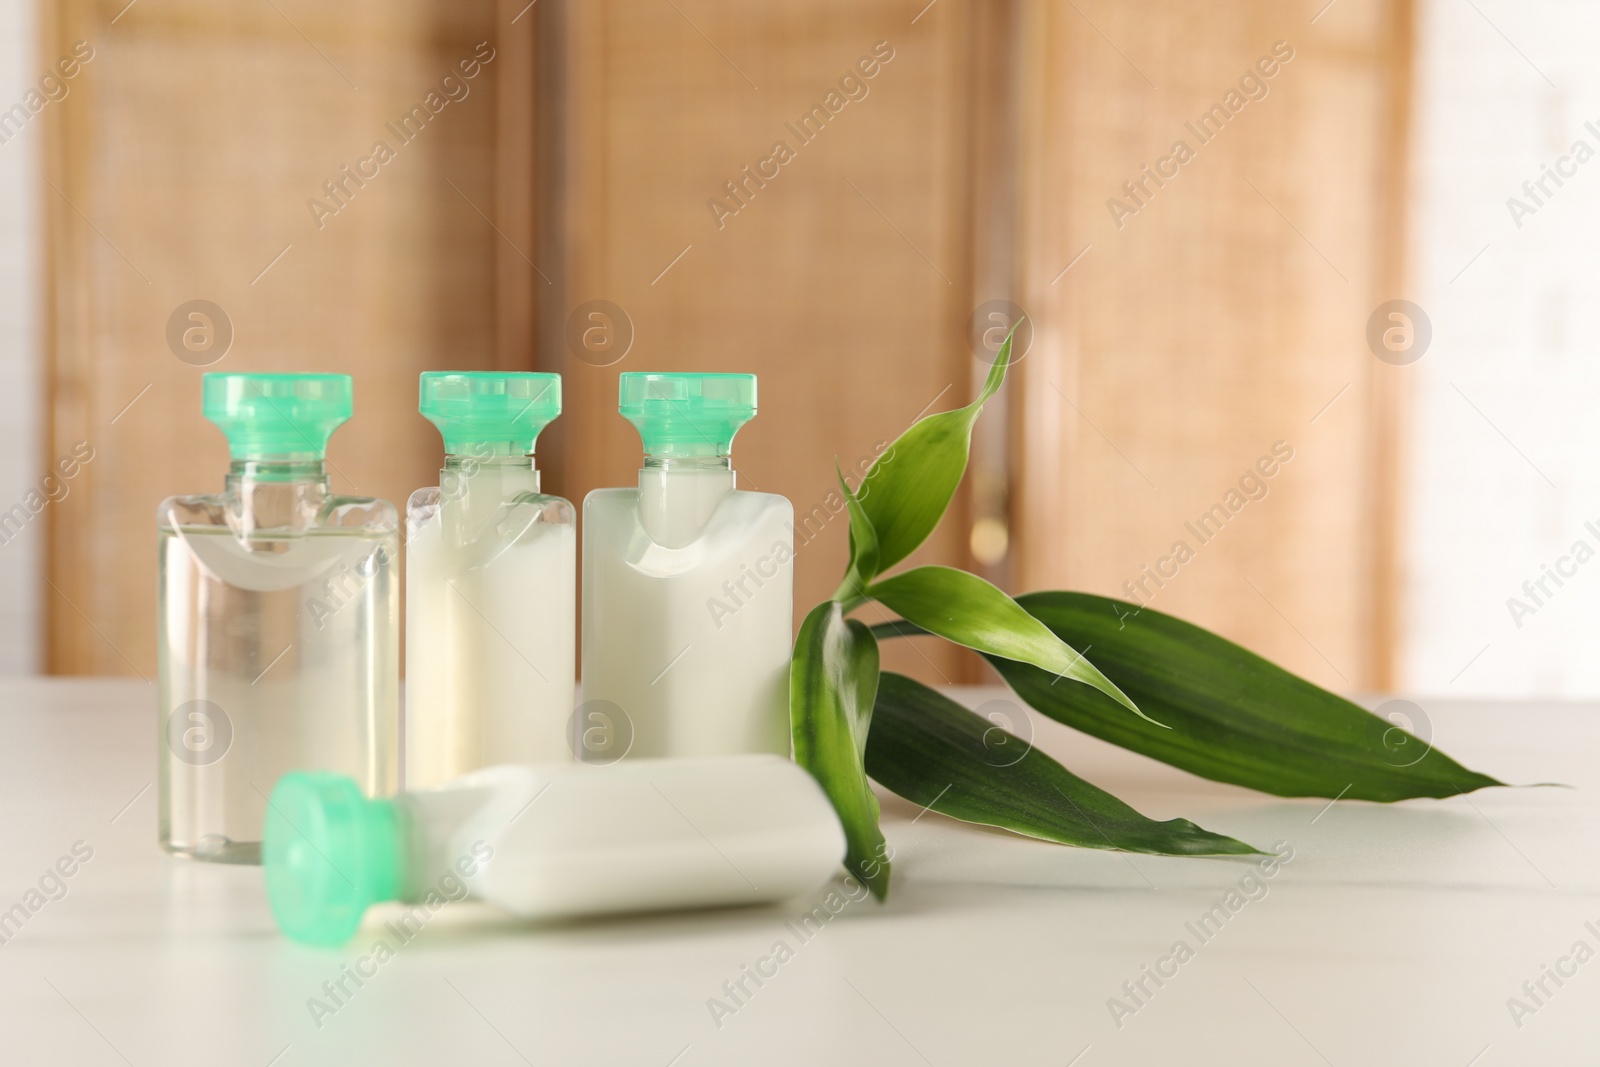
[0,678,1591,1067]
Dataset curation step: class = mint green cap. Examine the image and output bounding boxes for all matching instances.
[618,373,756,457]
[419,372,561,454]
[262,772,404,947]
[202,373,351,459]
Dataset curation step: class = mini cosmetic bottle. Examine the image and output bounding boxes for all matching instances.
[158,373,399,863]
[263,755,845,944]
[405,372,576,789]
[581,373,793,759]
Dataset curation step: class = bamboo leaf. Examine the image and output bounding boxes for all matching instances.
[853,328,1015,576]
[865,673,1260,856]
[834,460,879,604]
[865,565,1157,725]
[994,592,1506,802]
[790,600,891,899]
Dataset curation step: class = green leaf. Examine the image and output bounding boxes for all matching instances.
[866,619,929,641]
[790,600,891,899]
[865,565,1158,726]
[865,673,1260,856]
[853,327,1015,577]
[833,460,879,605]
[994,592,1506,802]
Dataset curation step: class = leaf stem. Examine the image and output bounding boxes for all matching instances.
[834,591,870,614]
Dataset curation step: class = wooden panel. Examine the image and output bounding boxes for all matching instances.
[1011,0,1411,691]
[44,0,1413,694]
[493,0,542,371]
[538,0,987,685]
[42,0,514,673]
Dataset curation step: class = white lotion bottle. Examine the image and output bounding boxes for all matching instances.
[581,373,794,760]
[262,755,846,944]
[406,372,576,789]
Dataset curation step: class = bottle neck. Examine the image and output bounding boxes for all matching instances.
[363,797,407,905]
[394,786,494,903]
[226,456,329,485]
[439,450,541,544]
[225,457,330,538]
[444,442,537,468]
[441,451,541,493]
[641,454,733,473]
[444,447,537,470]
[637,453,736,548]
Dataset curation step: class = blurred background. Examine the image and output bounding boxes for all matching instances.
[0,0,1581,698]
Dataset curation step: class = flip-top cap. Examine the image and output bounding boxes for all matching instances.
[262,772,404,947]
[419,372,561,454]
[618,373,755,458]
[202,373,351,459]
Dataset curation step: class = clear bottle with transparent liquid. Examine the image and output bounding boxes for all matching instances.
[158,374,398,863]
[582,373,794,758]
[405,372,576,789]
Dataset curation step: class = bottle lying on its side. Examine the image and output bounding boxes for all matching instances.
[262,754,846,945]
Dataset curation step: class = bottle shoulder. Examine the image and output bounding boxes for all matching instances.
[408,485,441,512]
[414,486,575,523]
[584,486,635,504]
[157,492,225,527]
[583,486,789,508]
[737,488,792,513]
[584,486,793,560]
[325,495,399,532]
[156,490,398,535]
[532,494,577,525]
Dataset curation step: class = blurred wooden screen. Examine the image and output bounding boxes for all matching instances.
[1008,0,1412,691]
[42,0,1410,692]
[40,0,532,674]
